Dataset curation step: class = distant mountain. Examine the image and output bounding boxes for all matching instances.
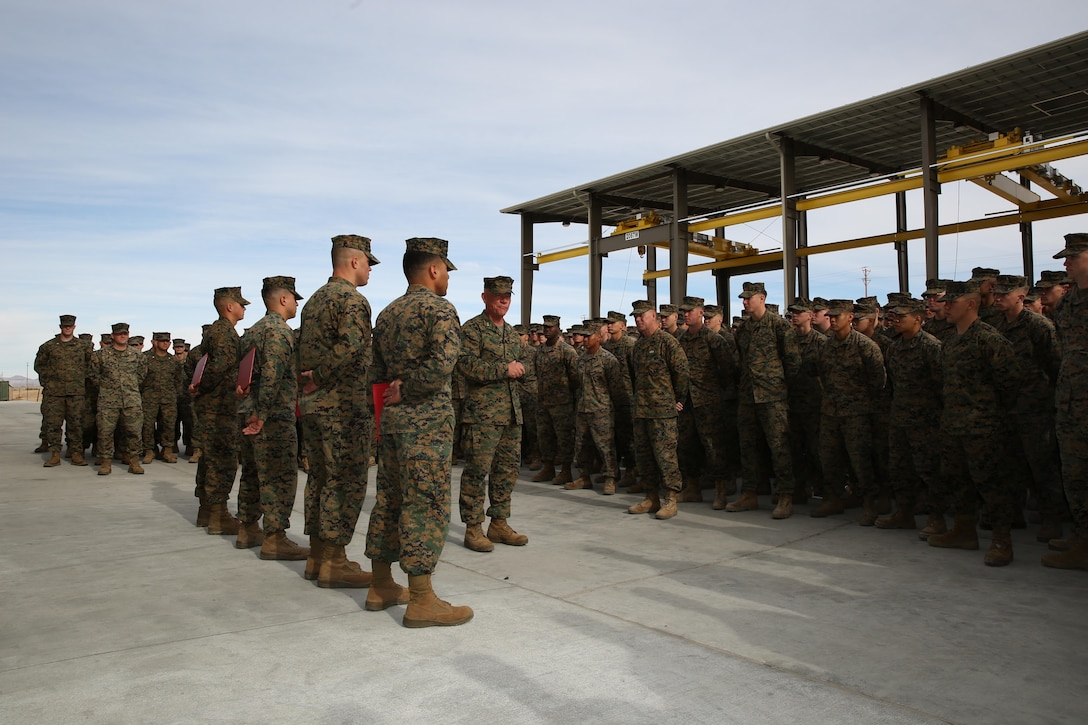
[0,375,39,387]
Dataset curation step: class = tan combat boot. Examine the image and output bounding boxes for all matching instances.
[487,519,528,546]
[317,545,372,588]
[565,475,592,490]
[1041,534,1088,569]
[234,520,264,549]
[917,513,947,540]
[772,493,794,520]
[725,490,759,513]
[70,451,88,466]
[162,446,178,464]
[602,477,616,495]
[128,459,144,475]
[464,524,495,552]
[617,468,636,488]
[305,536,324,580]
[678,476,704,503]
[34,442,49,453]
[188,448,201,464]
[876,500,916,529]
[527,457,543,471]
[43,451,61,467]
[1036,514,1063,544]
[365,560,410,611]
[531,461,555,482]
[259,531,310,560]
[195,492,211,527]
[141,449,154,465]
[628,490,661,515]
[206,503,240,535]
[98,458,112,476]
[859,495,878,526]
[712,480,729,510]
[626,479,646,494]
[928,515,979,550]
[552,463,573,486]
[810,494,845,518]
[655,490,678,520]
[402,574,473,628]
[984,527,1014,567]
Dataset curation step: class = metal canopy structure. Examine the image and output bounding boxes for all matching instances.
[502,31,1088,323]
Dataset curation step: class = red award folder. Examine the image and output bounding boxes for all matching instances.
[191,354,209,388]
[237,348,256,389]
[372,382,389,443]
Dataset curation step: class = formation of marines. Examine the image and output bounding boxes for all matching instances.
[30,232,1088,620]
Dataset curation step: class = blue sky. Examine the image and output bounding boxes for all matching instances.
[3,1,1087,377]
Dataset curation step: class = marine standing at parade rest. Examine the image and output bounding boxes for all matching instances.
[91,323,148,475]
[531,314,579,485]
[567,320,631,495]
[234,276,310,560]
[173,339,194,456]
[927,281,1022,566]
[626,300,690,520]
[457,275,530,553]
[297,234,379,588]
[192,287,248,535]
[514,324,540,468]
[141,332,184,464]
[34,314,90,467]
[185,323,212,464]
[364,237,472,627]
[728,282,801,515]
[603,310,638,489]
[786,298,826,507]
[1043,233,1088,569]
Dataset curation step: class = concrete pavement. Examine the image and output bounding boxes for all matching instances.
[1,399,1085,724]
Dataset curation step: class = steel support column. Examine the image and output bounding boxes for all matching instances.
[895,190,909,292]
[797,209,810,299]
[920,95,940,279]
[779,137,798,305]
[520,213,536,327]
[1020,174,1034,281]
[645,246,658,306]
[670,169,689,304]
[588,195,603,317]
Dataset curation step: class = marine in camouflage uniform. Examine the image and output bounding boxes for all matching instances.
[922,279,957,343]
[450,366,466,462]
[786,299,826,502]
[992,275,1065,543]
[878,298,943,533]
[729,282,801,514]
[91,322,148,474]
[811,300,887,524]
[568,320,631,494]
[34,315,89,466]
[853,297,893,502]
[928,281,1022,566]
[193,288,248,534]
[173,339,194,455]
[140,332,184,463]
[185,323,212,463]
[603,310,638,486]
[235,277,309,559]
[298,235,379,587]
[676,296,736,505]
[532,315,579,484]
[364,238,472,627]
[457,276,528,552]
[514,324,539,466]
[1042,234,1088,569]
[627,300,689,520]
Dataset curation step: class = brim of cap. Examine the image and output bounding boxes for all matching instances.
[291,291,304,300]
[239,296,252,306]
[1053,248,1083,259]
[737,292,754,299]
[678,305,695,311]
[443,257,456,271]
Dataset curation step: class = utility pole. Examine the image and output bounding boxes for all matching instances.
[862,267,871,297]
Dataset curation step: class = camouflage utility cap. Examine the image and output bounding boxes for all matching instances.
[970,266,1000,282]
[129,336,144,345]
[738,281,766,299]
[111,322,130,333]
[787,297,813,313]
[201,324,212,333]
[100,333,112,343]
[811,297,830,311]
[943,280,980,301]
[78,333,92,341]
[630,300,655,316]
[702,304,722,318]
[659,303,679,316]
[607,311,626,323]
[213,286,251,306]
[1026,288,1041,303]
[406,237,455,270]
[1037,270,1070,287]
[513,324,526,334]
[826,299,854,316]
[59,314,76,326]
[892,298,926,316]
[542,315,560,326]
[679,296,704,311]
[332,234,381,265]
[853,298,878,317]
[484,275,514,295]
[152,332,171,342]
[922,278,946,297]
[263,275,303,300]
[993,275,1027,294]
[1053,232,1088,259]
[173,338,186,347]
